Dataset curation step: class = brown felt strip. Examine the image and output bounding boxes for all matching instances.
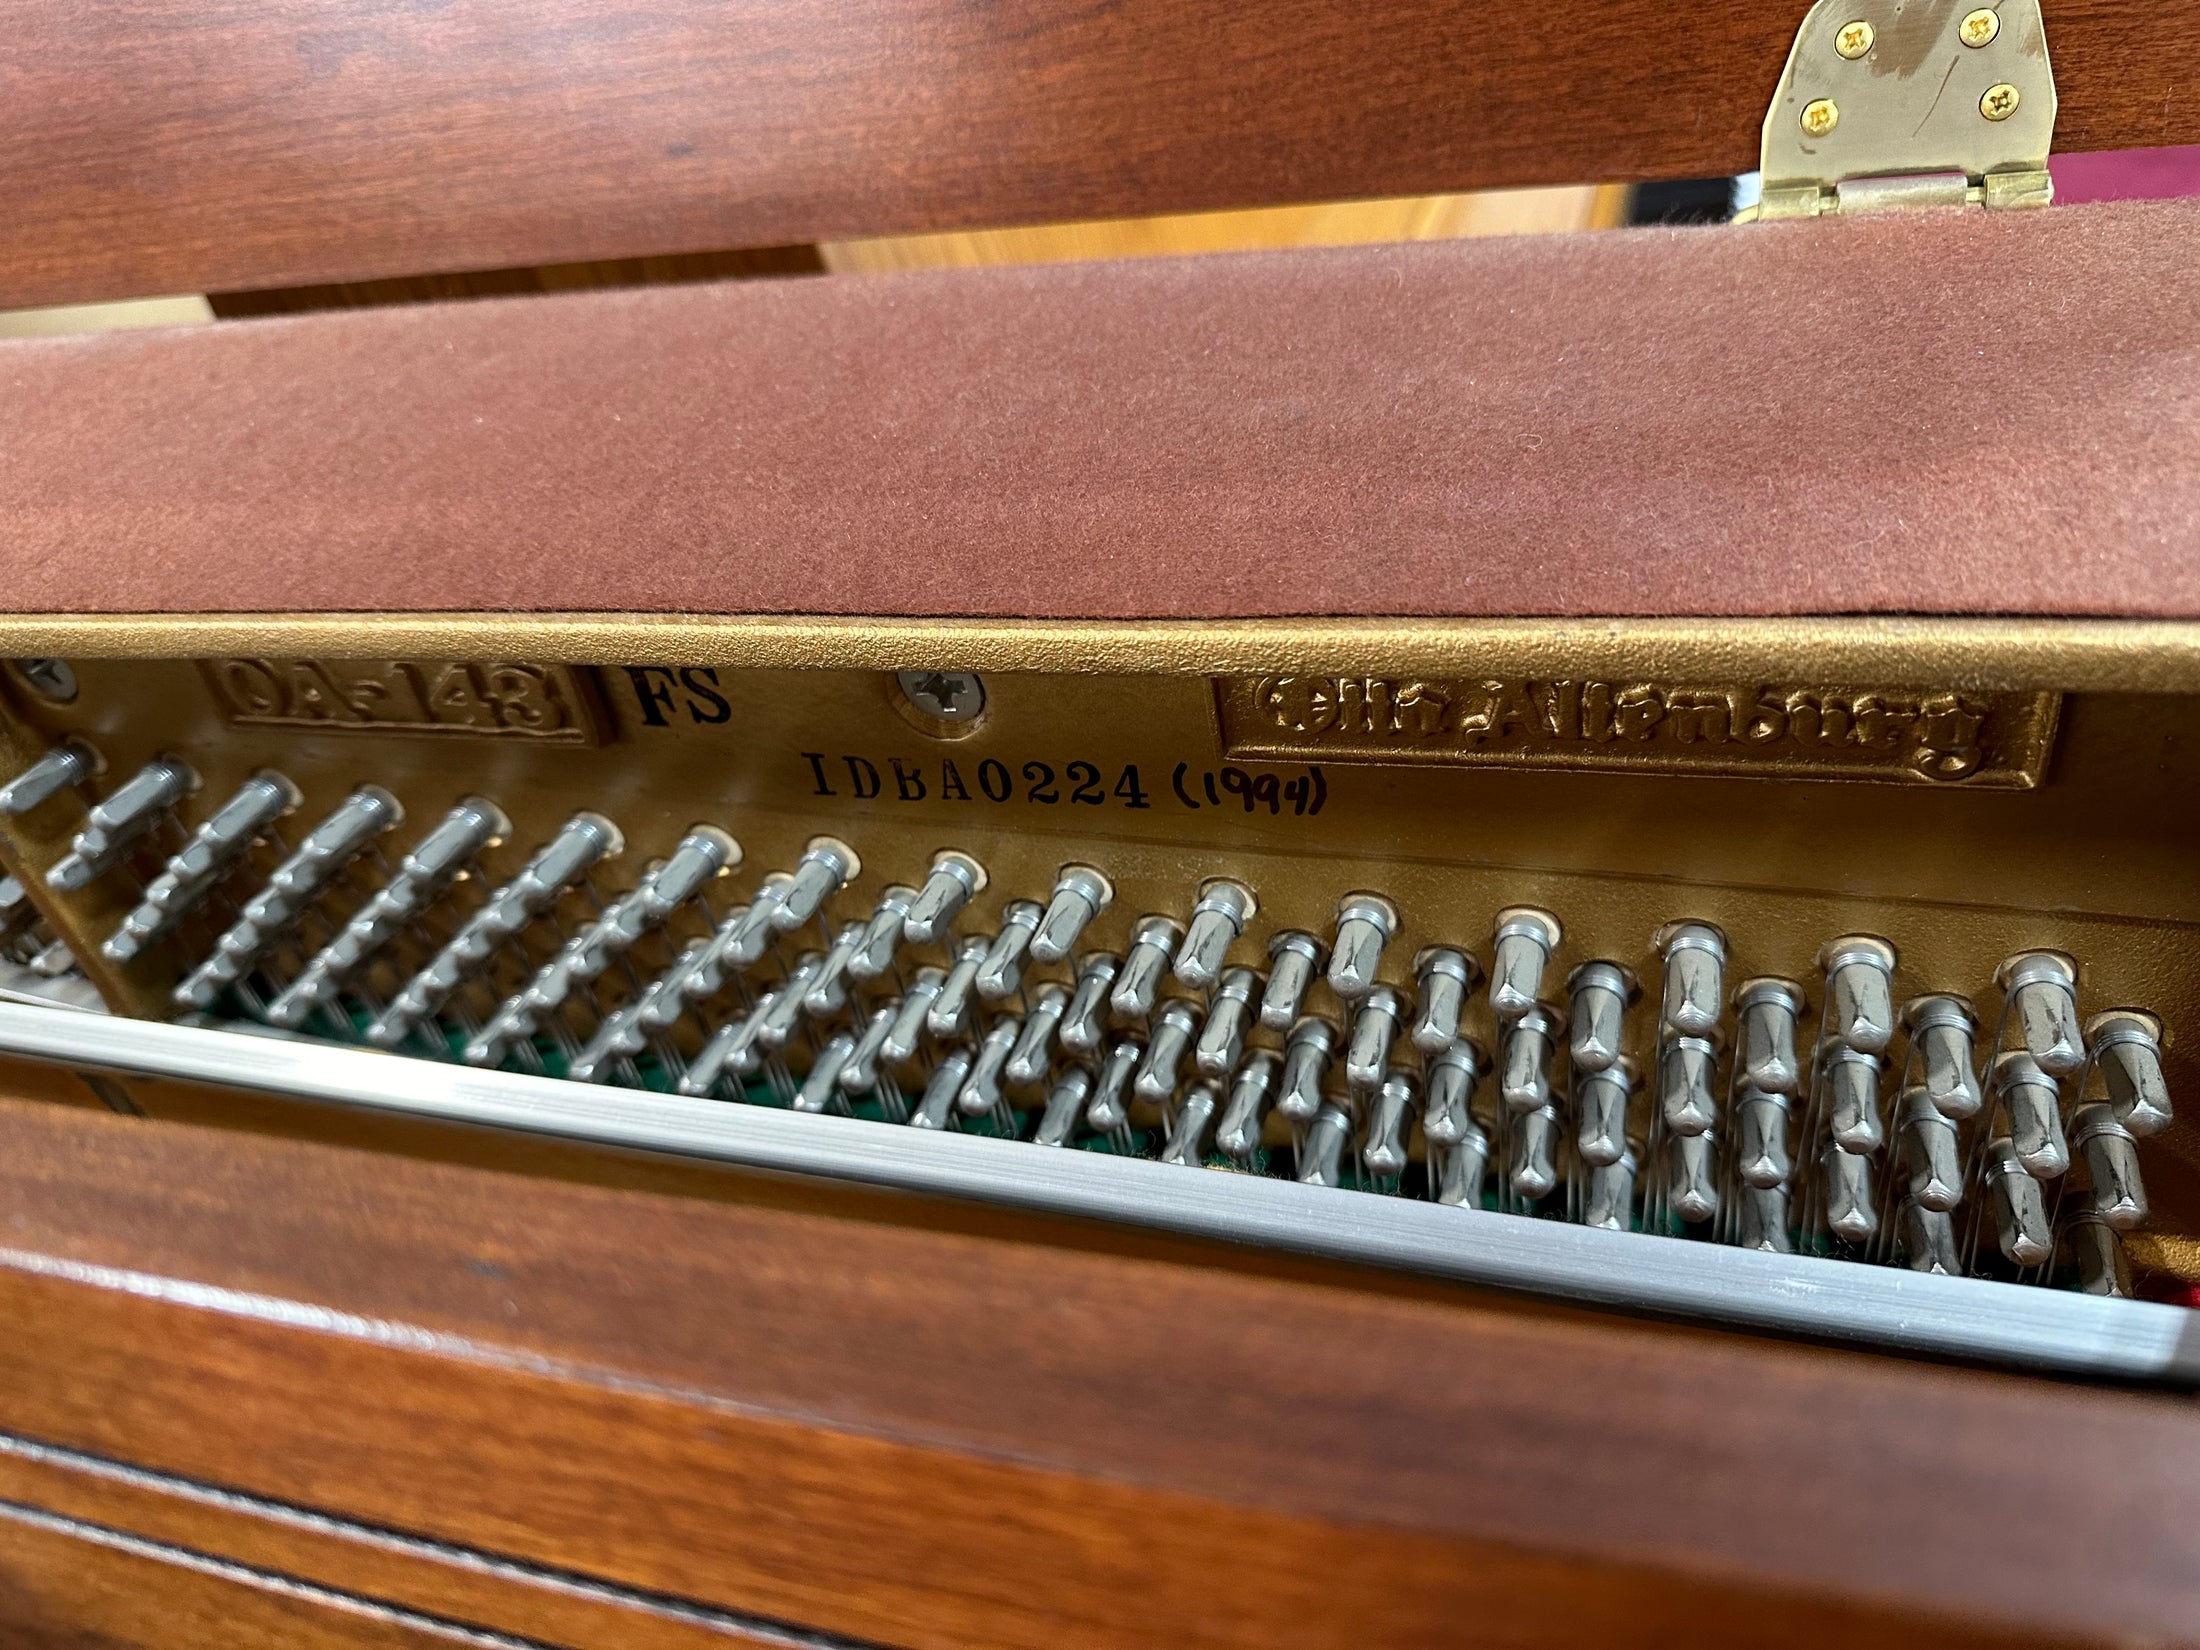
[2,197,2197,622]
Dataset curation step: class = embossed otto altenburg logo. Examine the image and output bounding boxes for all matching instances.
[1216,677,2058,788]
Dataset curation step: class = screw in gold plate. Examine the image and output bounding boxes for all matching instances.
[1960,8,2001,47]
[1835,20,1875,58]
[1801,98,1840,137]
[1980,82,2021,120]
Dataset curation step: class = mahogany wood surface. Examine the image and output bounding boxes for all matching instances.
[5,0,2197,309]
[0,1437,792,1648]
[0,1501,518,1648]
[0,1096,2198,1647]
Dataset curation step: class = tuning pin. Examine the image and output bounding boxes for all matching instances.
[771,837,860,932]
[796,1034,856,1113]
[2070,1103,2148,1230]
[1499,1003,1563,1113]
[1984,1139,2054,1265]
[1567,961,1636,1074]
[1195,968,1260,1079]
[975,900,1044,1002]
[1134,1000,1201,1105]
[1820,936,1897,1054]
[1738,1184,1792,1253]
[883,967,946,1066]
[1362,1071,1416,1179]
[715,874,793,974]
[1326,893,1399,1004]
[1991,1051,2069,1179]
[368,811,619,1046]
[901,851,986,945]
[2067,1210,2132,1298]
[677,999,775,1096]
[1029,866,1113,965]
[1574,1056,1636,1167]
[1490,908,1562,1022]
[1345,986,1406,1095]
[755,956,822,1051]
[1821,1145,1878,1244]
[1655,922,1727,1038]
[49,757,198,891]
[2088,1010,2173,1137]
[1175,880,1256,991]
[106,771,301,963]
[1511,1103,1563,1202]
[1297,1104,1352,1187]
[179,785,404,1012]
[1658,1035,1720,1137]
[1734,1086,1792,1190]
[1214,1052,1278,1162]
[1006,984,1070,1087]
[1423,1039,1487,1150]
[1896,1088,1962,1212]
[1034,1067,1094,1148]
[270,796,508,1028]
[1410,948,1479,1057]
[1058,953,1118,1057]
[1734,978,1806,1095]
[1086,1040,1142,1134]
[1996,951,2085,1077]
[803,921,867,1017]
[0,740,96,816]
[1824,1044,1885,1155]
[1902,995,1983,1121]
[1260,931,1325,1031]
[846,884,917,980]
[958,1018,1022,1117]
[1434,1124,1491,1207]
[839,1002,900,1095]
[911,1047,975,1130]
[505,830,731,1045]
[1583,1152,1637,1232]
[1900,1202,1963,1275]
[567,995,649,1084]
[1110,917,1182,1024]
[1666,1132,1716,1223]
[1161,1083,1220,1167]
[647,826,741,915]
[925,936,990,1041]
[1276,1016,1337,1125]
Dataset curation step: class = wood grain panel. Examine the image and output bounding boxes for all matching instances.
[0,1100,2197,1646]
[4,0,2195,309]
[0,1437,802,1650]
[0,1500,541,1649]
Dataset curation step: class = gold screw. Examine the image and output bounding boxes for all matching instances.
[1960,8,2001,46]
[1836,20,1875,58]
[1801,98,1840,137]
[1980,82,2021,120]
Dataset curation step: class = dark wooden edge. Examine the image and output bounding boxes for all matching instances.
[2,1098,2199,1646]
[0,1497,551,1648]
[5,0,2197,308]
[0,1436,809,1649]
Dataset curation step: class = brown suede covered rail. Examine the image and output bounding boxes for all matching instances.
[3,197,2198,622]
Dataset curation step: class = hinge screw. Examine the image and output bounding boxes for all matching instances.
[1835,20,1875,58]
[1800,99,1840,137]
[1980,82,2021,121]
[1960,8,2001,47]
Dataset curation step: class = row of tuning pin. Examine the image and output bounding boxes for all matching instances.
[1606,933,2166,1293]
[3,741,2174,1294]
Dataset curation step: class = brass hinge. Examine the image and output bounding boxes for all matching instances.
[1739,0,2056,222]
